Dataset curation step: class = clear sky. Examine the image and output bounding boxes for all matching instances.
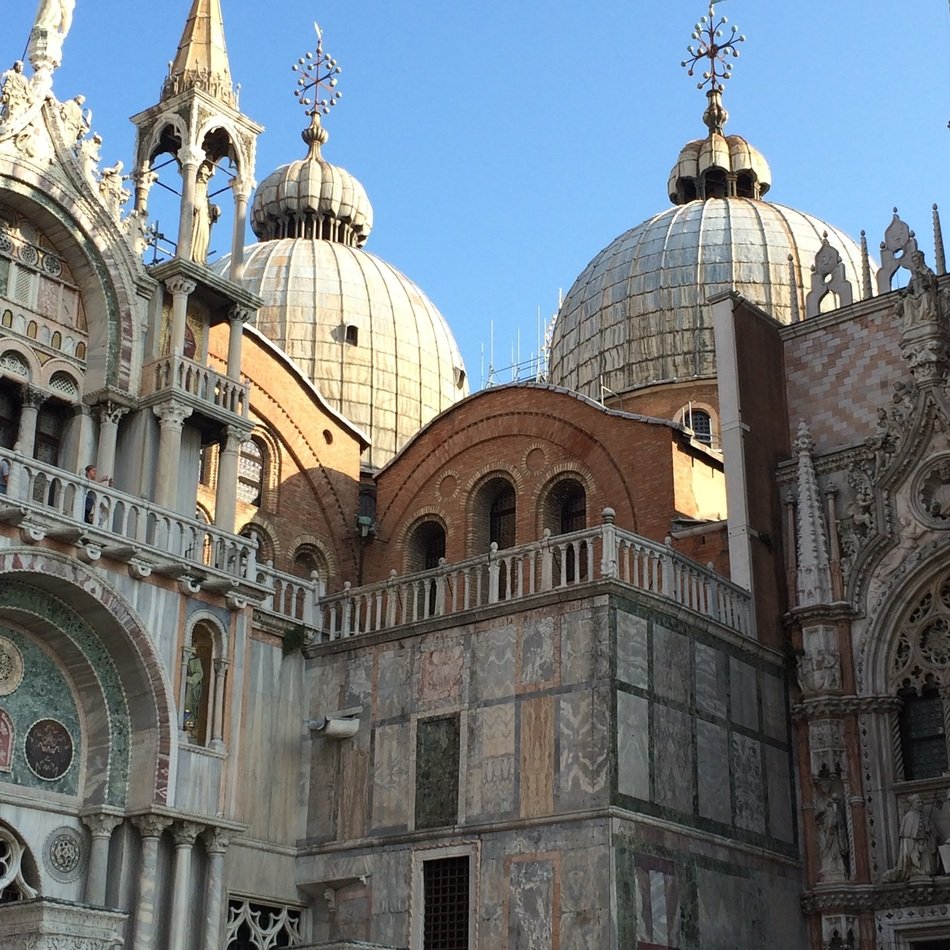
[5,1,948,388]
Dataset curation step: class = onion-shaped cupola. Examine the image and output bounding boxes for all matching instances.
[226,25,467,469]
[548,3,877,401]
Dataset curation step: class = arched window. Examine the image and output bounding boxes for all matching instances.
[898,683,947,780]
[292,543,328,585]
[684,407,713,446]
[407,520,447,573]
[489,486,516,550]
[542,478,588,584]
[237,438,264,505]
[240,524,273,565]
[0,825,38,903]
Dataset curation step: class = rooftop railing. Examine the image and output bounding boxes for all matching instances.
[0,452,258,587]
[142,354,250,418]
[311,509,753,644]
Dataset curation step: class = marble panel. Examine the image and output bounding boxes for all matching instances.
[374,646,410,721]
[761,671,788,742]
[653,704,693,815]
[653,624,690,705]
[344,652,373,711]
[729,658,759,731]
[520,696,554,817]
[694,642,727,719]
[371,722,412,831]
[467,702,516,818]
[415,714,460,829]
[520,614,559,690]
[616,609,649,689]
[471,624,516,703]
[765,743,794,842]
[732,733,765,834]
[561,605,605,685]
[338,744,369,841]
[696,719,732,824]
[616,690,650,801]
[507,857,557,949]
[558,689,608,810]
[415,642,465,710]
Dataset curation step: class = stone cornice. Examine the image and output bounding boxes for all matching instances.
[802,878,950,914]
[792,694,902,720]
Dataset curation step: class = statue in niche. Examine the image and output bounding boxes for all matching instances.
[895,250,943,329]
[814,791,849,881]
[183,652,204,736]
[885,794,939,880]
[28,0,75,67]
[191,161,220,264]
[0,62,33,123]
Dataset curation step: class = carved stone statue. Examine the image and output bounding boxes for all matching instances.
[885,794,938,880]
[58,94,89,144]
[98,161,130,219]
[191,162,220,264]
[815,792,849,881]
[78,132,102,186]
[28,0,75,67]
[183,652,204,735]
[0,62,34,124]
[896,250,942,329]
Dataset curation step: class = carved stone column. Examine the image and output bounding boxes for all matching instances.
[210,657,229,750]
[168,821,203,950]
[202,827,231,950]
[131,814,173,950]
[229,179,253,282]
[16,385,46,458]
[165,276,196,359]
[176,146,205,263]
[153,402,193,511]
[214,425,244,532]
[95,402,129,482]
[80,812,123,906]
[226,305,250,382]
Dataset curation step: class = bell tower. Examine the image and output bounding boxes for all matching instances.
[128,0,262,528]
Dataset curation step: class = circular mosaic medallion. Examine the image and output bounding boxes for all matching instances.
[17,244,37,268]
[41,253,62,278]
[0,638,23,697]
[43,826,85,884]
[25,719,73,781]
[0,232,12,255]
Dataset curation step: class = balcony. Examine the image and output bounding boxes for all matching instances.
[0,453,262,597]
[141,354,250,423]
[304,510,753,644]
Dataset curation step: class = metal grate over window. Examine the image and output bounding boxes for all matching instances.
[423,856,470,950]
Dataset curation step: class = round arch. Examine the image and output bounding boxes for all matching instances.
[0,548,175,809]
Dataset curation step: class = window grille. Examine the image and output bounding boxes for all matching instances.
[237,439,264,505]
[899,686,947,780]
[423,856,470,950]
[226,898,302,950]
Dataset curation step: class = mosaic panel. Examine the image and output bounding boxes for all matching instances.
[43,825,85,884]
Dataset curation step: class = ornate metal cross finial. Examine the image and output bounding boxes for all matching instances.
[292,22,342,116]
[681,2,745,92]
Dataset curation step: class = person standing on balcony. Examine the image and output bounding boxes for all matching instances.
[83,464,111,525]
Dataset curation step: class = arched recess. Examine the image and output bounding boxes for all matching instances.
[404,515,448,573]
[0,549,174,809]
[468,471,521,557]
[180,611,229,750]
[0,172,148,394]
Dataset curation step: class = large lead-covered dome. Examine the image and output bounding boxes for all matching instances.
[549,89,875,398]
[228,114,467,468]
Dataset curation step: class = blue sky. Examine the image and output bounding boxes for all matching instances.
[6,1,948,387]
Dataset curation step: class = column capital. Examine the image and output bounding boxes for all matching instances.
[203,826,231,855]
[153,402,193,430]
[228,304,253,324]
[222,425,248,453]
[81,812,124,838]
[19,385,46,411]
[97,401,131,427]
[171,820,204,848]
[165,276,197,298]
[177,145,206,169]
[132,813,173,840]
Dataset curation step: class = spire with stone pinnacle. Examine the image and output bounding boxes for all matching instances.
[794,422,834,608]
[162,0,236,108]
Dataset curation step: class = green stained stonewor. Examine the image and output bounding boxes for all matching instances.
[415,714,460,829]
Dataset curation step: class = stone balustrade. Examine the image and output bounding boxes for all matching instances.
[256,563,323,625]
[143,353,250,417]
[0,452,258,585]
[314,509,753,643]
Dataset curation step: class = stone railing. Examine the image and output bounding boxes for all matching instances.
[255,563,323,625]
[142,354,250,417]
[0,453,258,585]
[315,509,753,643]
